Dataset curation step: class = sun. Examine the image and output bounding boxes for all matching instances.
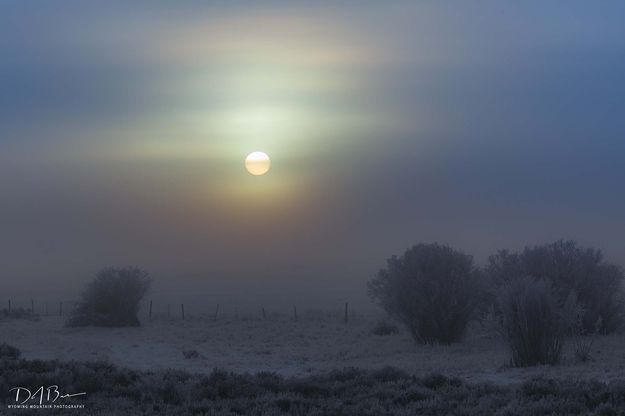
[245,151,271,175]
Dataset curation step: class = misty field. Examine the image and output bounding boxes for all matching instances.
[3,313,625,385]
[4,313,625,414]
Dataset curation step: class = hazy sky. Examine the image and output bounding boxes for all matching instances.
[2,2,625,311]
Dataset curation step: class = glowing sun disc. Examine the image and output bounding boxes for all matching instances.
[245,151,271,175]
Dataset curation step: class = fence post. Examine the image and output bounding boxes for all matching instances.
[213,304,219,321]
[149,300,153,320]
[181,304,185,320]
[344,302,349,323]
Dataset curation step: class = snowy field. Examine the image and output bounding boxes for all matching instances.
[2,313,625,385]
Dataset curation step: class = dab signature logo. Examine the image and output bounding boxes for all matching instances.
[7,385,86,409]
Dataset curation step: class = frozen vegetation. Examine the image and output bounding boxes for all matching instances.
[2,343,625,415]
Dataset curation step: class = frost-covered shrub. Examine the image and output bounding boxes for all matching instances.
[67,267,151,327]
[497,277,566,367]
[371,320,399,336]
[368,243,480,344]
[486,240,624,334]
[0,343,21,360]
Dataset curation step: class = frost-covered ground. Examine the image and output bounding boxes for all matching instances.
[2,313,625,385]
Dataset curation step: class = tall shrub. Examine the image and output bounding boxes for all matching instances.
[497,277,565,367]
[67,267,151,327]
[486,240,624,334]
[368,243,480,345]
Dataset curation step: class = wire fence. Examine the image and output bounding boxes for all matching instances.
[2,298,356,323]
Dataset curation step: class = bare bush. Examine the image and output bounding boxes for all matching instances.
[67,267,151,327]
[368,243,480,345]
[497,277,565,367]
[486,240,624,334]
